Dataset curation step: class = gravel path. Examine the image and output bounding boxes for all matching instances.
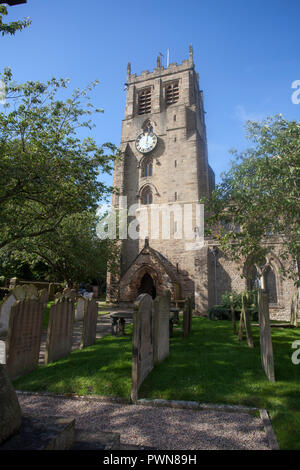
[17,394,270,450]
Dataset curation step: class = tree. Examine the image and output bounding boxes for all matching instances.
[204,115,300,281]
[0,69,118,252]
[0,211,119,287]
[0,4,31,36]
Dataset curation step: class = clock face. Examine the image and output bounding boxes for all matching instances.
[135,131,157,153]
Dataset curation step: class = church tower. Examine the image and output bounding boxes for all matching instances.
[108,46,215,304]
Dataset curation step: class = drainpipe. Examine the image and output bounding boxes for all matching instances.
[212,246,218,304]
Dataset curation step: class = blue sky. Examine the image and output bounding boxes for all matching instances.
[1,0,300,191]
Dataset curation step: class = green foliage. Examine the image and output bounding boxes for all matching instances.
[0,211,119,284]
[208,289,258,321]
[0,70,119,281]
[0,5,31,36]
[204,115,300,279]
[0,287,9,301]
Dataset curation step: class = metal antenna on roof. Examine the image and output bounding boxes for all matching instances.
[167,49,170,67]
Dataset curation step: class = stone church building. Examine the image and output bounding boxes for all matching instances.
[106,46,294,321]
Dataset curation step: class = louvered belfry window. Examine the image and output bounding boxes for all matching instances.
[166,81,179,105]
[138,88,151,115]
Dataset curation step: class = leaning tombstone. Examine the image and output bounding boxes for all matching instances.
[45,297,74,365]
[258,289,275,382]
[80,298,98,349]
[0,364,75,449]
[131,293,154,402]
[0,363,21,445]
[0,293,17,337]
[153,290,170,365]
[5,298,44,380]
[75,296,86,322]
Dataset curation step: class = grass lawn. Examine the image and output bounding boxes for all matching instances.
[42,301,54,329]
[13,317,300,450]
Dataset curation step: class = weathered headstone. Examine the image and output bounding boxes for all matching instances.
[0,293,17,336]
[39,288,49,311]
[48,283,56,301]
[75,296,86,322]
[183,296,193,338]
[258,289,275,382]
[153,290,170,365]
[5,298,44,380]
[80,298,98,349]
[45,298,74,365]
[9,277,18,289]
[0,364,21,445]
[62,288,76,301]
[131,293,154,402]
[12,285,26,301]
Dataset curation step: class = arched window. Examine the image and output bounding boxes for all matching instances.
[265,266,278,304]
[249,265,261,289]
[142,159,153,177]
[141,186,153,205]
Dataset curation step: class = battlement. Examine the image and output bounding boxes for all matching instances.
[127,45,194,84]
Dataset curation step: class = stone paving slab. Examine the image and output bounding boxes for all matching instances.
[17,393,271,450]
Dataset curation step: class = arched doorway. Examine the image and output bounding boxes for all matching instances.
[138,273,156,299]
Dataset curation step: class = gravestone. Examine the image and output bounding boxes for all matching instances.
[183,296,193,338]
[0,364,75,450]
[5,298,44,380]
[12,285,26,301]
[0,364,21,445]
[45,298,74,365]
[258,289,275,382]
[48,283,56,301]
[131,293,154,402]
[39,288,49,311]
[80,298,98,349]
[0,293,17,337]
[75,296,86,322]
[153,290,170,364]
[62,288,76,301]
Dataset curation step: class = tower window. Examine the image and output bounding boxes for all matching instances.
[166,81,179,105]
[138,88,151,115]
[141,187,153,205]
[174,160,177,167]
[142,159,153,177]
[174,192,177,201]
